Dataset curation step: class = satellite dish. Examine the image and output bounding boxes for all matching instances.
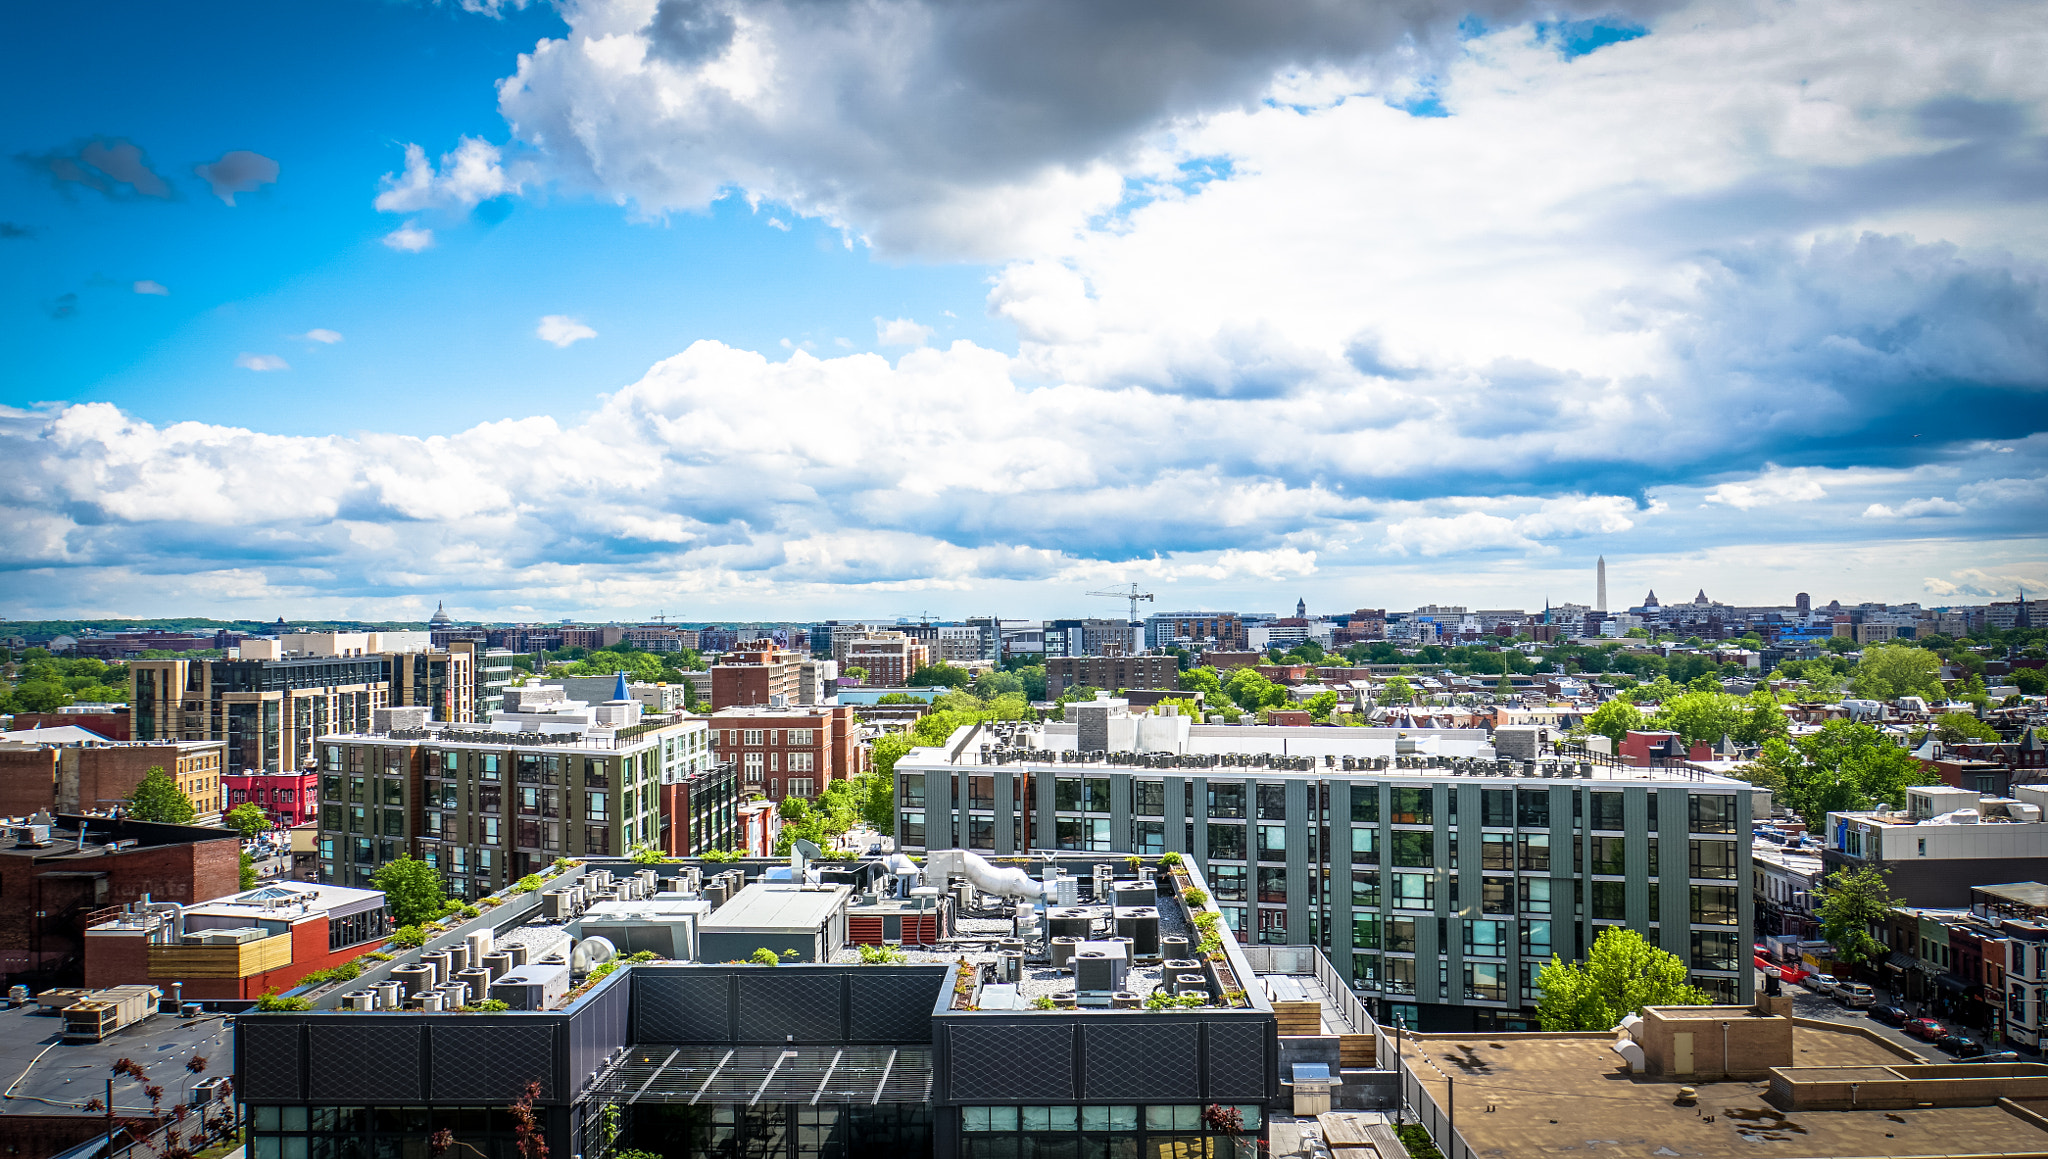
[793,838,824,863]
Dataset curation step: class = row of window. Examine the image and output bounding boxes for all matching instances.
[961,1106,1261,1133]
[910,778,1740,834]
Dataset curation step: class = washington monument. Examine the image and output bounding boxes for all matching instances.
[1596,555,1608,612]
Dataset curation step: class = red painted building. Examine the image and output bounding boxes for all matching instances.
[1619,729,1712,767]
[84,880,390,1001]
[222,769,319,827]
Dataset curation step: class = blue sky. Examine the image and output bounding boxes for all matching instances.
[2,0,2043,621]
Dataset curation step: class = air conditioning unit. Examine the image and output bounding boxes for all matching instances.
[11,826,52,849]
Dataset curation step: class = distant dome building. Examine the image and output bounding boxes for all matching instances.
[429,601,453,628]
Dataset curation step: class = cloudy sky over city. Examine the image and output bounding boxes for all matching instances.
[2,0,2043,622]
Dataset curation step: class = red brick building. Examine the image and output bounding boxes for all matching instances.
[0,816,240,984]
[709,639,805,710]
[1619,729,1712,768]
[223,769,320,826]
[7,710,131,740]
[708,705,867,800]
[0,739,225,820]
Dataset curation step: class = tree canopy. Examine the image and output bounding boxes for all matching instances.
[1851,643,1945,702]
[1580,698,1646,745]
[1377,676,1416,706]
[1815,865,1902,965]
[125,767,196,824]
[1735,719,1935,830]
[1535,927,1710,1031]
[906,663,973,688]
[224,802,272,842]
[370,854,450,927]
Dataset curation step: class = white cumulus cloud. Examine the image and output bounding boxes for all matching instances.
[235,353,289,372]
[132,280,169,296]
[875,317,935,348]
[375,138,521,213]
[380,223,434,252]
[298,329,344,344]
[536,315,598,347]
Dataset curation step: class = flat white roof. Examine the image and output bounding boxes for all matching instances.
[183,880,385,920]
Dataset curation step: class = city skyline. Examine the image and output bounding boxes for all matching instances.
[3,0,2042,620]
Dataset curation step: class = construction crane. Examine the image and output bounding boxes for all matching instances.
[1086,583,1155,623]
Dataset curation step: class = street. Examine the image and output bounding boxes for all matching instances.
[1764,970,1993,1062]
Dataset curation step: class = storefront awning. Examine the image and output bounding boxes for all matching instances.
[1886,952,1918,972]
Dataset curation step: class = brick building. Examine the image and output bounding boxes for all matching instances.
[223,768,319,827]
[0,738,224,820]
[709,639,806,709]
[1144,611,1250,651]
[708,705,867,800]
[657,760,740,857]
[1045,655,1182,698]
[843,632,931,687]
[6,710,131,740]
[0,815,240,984]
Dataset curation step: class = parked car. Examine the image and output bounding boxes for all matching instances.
[1955,1051,2021,1064]
[1867,1004,1909,1027]
[866,843,884,856]
[1806,973,1839,996]
[1905,1018,1947,1041]
[1835,982,1876,1008]
[1939,1034,1984,1057]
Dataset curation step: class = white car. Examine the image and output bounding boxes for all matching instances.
[1835,982,1875,1008]
[1807,973,1839,997]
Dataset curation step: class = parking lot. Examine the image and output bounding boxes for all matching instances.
[1763,969,2011,1062]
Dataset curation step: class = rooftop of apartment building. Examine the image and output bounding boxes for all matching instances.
[1395,1019,2048,1159]
[316,687,696,751]
[0,996,233,1118]
[0,813,238,862]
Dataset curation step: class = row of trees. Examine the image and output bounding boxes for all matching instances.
[0,652,130,713]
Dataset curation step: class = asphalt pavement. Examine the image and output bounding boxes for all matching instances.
[1763,970,1999,1062]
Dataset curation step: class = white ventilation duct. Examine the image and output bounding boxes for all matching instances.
[923,849,1055,902]
[571,935,617,974]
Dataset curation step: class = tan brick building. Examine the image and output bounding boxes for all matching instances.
[708,705,867,800]
[0,739,224,820]
[844,631,932,687]
[1045,655,1182,698]
[710,639,806,709]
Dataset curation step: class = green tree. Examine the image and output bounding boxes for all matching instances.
[10,678,74,713]
[1815,865,1902,965]
[1378,676,1416,706]
[1732,737,1800,799]
[1649,689,1740,747]
[2013,668,2048,696]
[850,770,897,830]
[1300,690,1341,722]
[1535,927,1710,1031]
[1932,714,2001,745]
[1150,696,1206,720]
[1851,642,1945,702]
[370,854,450,927]
[224,802,272,842]
[125,767,197,824]
[906,664,972,688]
[1179,666,1223,697]
[1732,688,1791,746]
[1580,698,1646,746]
[1224,668,1289,712]
[240,850,259,890]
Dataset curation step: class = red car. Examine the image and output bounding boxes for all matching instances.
[1904,1018,1946,1041]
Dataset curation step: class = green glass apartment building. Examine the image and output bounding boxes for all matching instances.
[894,717,1753,1032]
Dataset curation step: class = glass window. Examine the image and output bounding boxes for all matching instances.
[1390,787,1431,825]
[1135,782,1166,817]
[1591,792,1624,831]
[1691,930,1740,971]
[1136,821,1165,854]
[1391,831,1433,867]
[1351,870,1380,908]
[1691,884,1739,925]
[1519,877,1551,914]
[1521,919,1552,959]
[1392,872,1433,909]
[1590,836,1626,876]
[1384,956,1417,995]
[1481,877,1513,915]
[1517,832,1550,872]
[1258,824,1287,861]
[1208,783,1245,819]
[1353,914,1381,950]
[1465,961,1506,1001]
[1689,840,1738,880]
[1480,834,1512,871]
[1592,880,1626,920]
[1208,823,1246,859]
[1465,919,1506,956]
[1258,784,1287,820]
[1386,917,1417,953]
[1689,794,1737,834]
[1350,787,1379,824]
[1481,789,1514,827]
[1517,789,1550,828]
[1210,863,1247,901]
[1257,867,1287,903]
[1055,779,1081,811]
[1084,778,1111,813]
[1351,827,1379,865]
[1648,836,1660,877]
[1081,1107,1137,1132]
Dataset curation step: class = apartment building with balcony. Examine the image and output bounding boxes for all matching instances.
[892,698,1754,1031]
[314,682,705,896]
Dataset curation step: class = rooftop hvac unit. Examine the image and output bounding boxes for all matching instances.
[503,942,529,967]
[417,991,444,1012]
[1050,937,1078,968]
[466,930,493,963]
[342,990,377,1012]
[1073,950,1118,992]
[1115,907,1161,957]
[1053,875,1078,905]
[1001,952,1023,983]
[1049,910,1092,939]
[420,950,452,988]
[456,968,493,999]
[1113,880,1155,907]
[374,981,402,1010]
[481,952,515,982]
[10,825,52,848]
[391,964,436,997]
[1161,936,1191,961]
[440,982,470,1008]
[1172,972,1208,998]
[542,890,576,921]
[490,962,570,1012]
